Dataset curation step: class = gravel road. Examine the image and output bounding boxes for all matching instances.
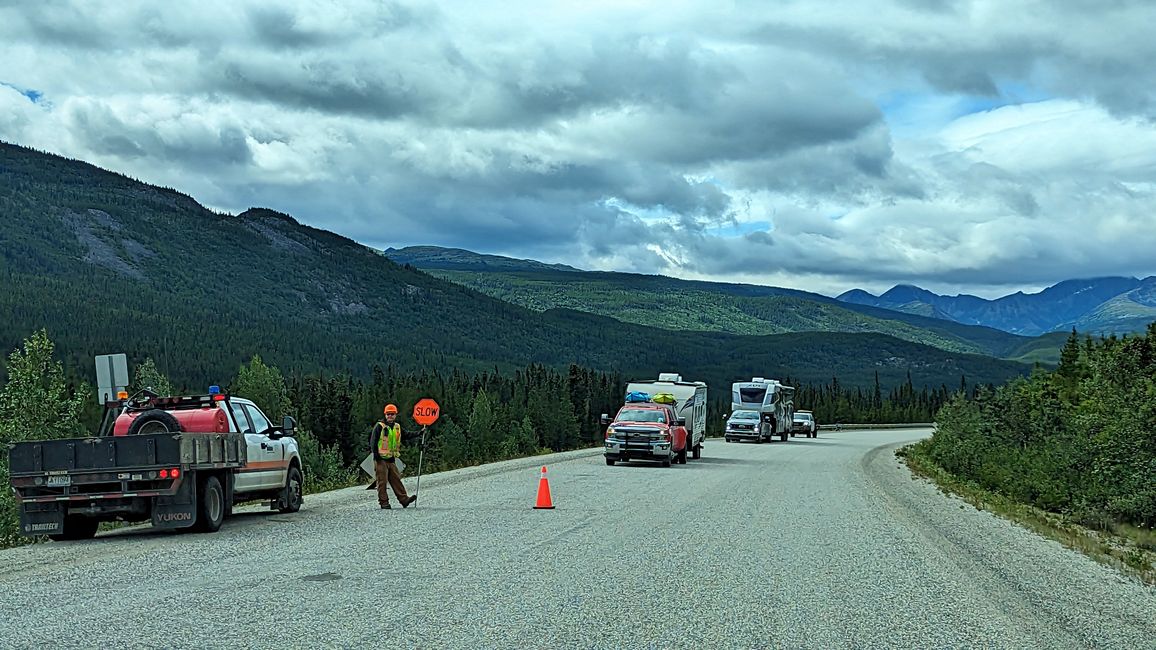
[2,429,1154,649]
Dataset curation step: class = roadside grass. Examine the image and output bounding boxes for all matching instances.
[897,440,1156,586]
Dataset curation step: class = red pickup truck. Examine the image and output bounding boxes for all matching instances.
[600,403,689,467]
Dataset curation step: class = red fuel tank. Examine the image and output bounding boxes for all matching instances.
[113,407,230,436]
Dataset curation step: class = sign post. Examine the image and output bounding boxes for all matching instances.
[411,399,440,508]
[95,353,129,405]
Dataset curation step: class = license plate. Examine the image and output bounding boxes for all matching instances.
[46,475,72,487]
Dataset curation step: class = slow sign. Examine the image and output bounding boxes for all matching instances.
[413,398,440,427]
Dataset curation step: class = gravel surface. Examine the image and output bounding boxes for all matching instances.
[2,429,1154,649]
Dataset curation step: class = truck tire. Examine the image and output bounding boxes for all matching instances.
[605,457,615,466]
[48,515,99,541]
[277,465,304,513]
[692,444,702,459]
[192,475,225,533]
[779,430,788,442]
[127,409,182,436]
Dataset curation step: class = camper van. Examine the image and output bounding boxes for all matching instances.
[624,373,708,460]
[730,377,795,442]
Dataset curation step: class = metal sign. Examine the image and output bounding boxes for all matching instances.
[95,353,129,404]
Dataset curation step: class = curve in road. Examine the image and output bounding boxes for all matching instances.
[1,429,1153,649]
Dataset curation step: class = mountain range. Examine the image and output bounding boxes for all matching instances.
[385,246,1069,365]
[838,278,1156,336]
[0,141,1034,393]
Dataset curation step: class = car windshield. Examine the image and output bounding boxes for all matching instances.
[730,411,759,421]
[615,409,665,423]
[795,414,812,421]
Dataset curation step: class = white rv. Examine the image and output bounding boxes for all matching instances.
[730,377,795,442]
[625,373,708,461]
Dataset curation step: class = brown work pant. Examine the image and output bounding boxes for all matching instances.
[374,458,410,506]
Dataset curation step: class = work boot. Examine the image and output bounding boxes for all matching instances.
[380,503,391,509]
[401,495,417,508]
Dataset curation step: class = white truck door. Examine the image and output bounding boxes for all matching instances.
[229,401,260,493]
[241,404,286,490]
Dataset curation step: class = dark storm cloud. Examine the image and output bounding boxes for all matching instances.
[67,101,253,168]
[745,0,1156,119]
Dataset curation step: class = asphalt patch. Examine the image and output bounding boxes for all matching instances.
[302,572,342,582]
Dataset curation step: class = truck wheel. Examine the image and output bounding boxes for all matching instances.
[605,457,615,466]
[193,476,225,533]
[49,516,99,541]
[780,431,788,442]
[692,444,702,459]
[127,409,182,436]
[278,465,303,513]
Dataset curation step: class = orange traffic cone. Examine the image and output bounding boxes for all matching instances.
[534,466,555,509]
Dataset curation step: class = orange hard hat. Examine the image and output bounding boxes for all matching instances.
[383,404,398,415]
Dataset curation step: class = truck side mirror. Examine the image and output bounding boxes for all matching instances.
[600,414,610,426]
[282,416,296,435]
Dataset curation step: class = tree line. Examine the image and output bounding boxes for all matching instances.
[919,325,1156,530]
[1,328,971,547]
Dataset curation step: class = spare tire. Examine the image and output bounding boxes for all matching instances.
[127,409,182,436]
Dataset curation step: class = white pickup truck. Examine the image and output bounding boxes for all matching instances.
[8,390,304,540]
[730,377,795,442]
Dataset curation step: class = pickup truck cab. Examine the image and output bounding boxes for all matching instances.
[791,411,817,438]
[601,403,688,467]
[7,390,303,541]
[724,410,762,442]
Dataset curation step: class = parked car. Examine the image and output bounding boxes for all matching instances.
[724,410,763,443]
[601,402,688,467]
[731,377,795,442]
[7,388,303,540]
[791,411,818,438]
[625,373,708,460]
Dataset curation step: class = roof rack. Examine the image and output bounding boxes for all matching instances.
[127,392,229,412]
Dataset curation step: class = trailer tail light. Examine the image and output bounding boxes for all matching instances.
[170,468,180,478]
[160,469,168,479]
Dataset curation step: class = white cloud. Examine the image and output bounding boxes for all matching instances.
[0,0,1154,298]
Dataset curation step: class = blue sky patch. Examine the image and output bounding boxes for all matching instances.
[1,81,44,103]
[705,220,772,237]
[878,83,1053,137]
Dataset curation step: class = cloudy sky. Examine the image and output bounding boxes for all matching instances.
[2,0,1155,298]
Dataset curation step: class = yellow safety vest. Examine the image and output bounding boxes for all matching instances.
[377,423,401,459]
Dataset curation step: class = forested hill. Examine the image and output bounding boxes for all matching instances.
[0,141,1031,390]
[385,246,1064,363]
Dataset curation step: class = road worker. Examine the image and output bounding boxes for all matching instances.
[369,404,418,509]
